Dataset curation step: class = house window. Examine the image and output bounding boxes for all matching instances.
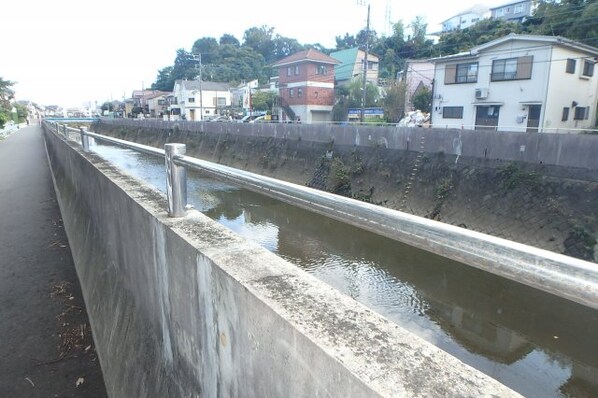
[582,60,595,77]
[289,88,294,97]
[287,67,292,76]
[491,56,533,81]
[297,88,303,98]
[213,97,226,106]
[445,62,478,84]
[188,97,195,103]
[316,65,327,75]
[456,63,478,83]
[295,65,300,75]
[566,59,576,74]
[157,99,165,105]
[562,107,569,121]
[515,4,524,13]
[443,106,464,119]
[574,106,589,120]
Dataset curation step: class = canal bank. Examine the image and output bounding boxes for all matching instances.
[94,120,598,262]
[87,134,598,397]
[44,121,526,397]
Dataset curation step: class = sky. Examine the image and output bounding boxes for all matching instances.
[1,0,505,108]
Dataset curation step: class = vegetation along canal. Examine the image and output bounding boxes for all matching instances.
[92,140,598,398]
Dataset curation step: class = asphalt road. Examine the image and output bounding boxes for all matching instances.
[0,126,107,397]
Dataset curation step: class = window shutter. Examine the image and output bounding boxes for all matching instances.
[516,56,533,79]
[444,64,457,84]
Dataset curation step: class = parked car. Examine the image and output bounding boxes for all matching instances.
[249,115,267,123]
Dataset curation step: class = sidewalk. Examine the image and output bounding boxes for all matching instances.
[0,126,107,397]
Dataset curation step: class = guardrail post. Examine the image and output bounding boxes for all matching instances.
[165,143,187,217]
[79,127,90,152]
[63,124,68,139]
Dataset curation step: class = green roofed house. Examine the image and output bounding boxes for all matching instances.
[330,47,379,86]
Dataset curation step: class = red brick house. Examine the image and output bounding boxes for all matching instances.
[272,49,340,123]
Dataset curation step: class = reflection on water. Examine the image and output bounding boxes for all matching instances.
[93,141,598,398]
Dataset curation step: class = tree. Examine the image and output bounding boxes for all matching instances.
[347,78,380,108]
[203,45,267,84]
[412,86,432,113]
[382,80,407,122]
[0,112,7,129]
[219,34,240,47]
[151,66,174,91]
[564,1,598,42]
[0,77,15,108]
[250,91,276,111]
[243,26,276,63]
[15,103,28,123]
[335,33,358,50]
[171,49,200,81]
[0,77,16,128]
[271,35,304,61]
[332,78,381,121]
[192,37,219,63]
[436,18,523,55]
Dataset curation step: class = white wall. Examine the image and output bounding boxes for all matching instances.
[546,46,598,132]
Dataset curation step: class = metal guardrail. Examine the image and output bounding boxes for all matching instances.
[45,121,598,311]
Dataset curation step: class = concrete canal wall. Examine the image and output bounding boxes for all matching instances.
[43,127,522,396]
[94,119,598,262]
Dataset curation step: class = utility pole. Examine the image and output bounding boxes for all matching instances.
[361,3,370,123]
[192,53,204,121]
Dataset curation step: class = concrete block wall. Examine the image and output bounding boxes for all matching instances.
[43,128,520,397]
[101,119,598,171]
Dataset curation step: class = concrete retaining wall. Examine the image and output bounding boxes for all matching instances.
[101,118,598,171]
[43,128,520,397]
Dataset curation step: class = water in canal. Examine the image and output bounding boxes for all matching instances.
[92,141,598,398]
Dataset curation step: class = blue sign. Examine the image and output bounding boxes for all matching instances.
[348,108,384,118]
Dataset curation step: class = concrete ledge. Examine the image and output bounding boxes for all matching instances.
[44,129,520,397]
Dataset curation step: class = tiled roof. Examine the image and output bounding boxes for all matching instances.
[272,49,341,67]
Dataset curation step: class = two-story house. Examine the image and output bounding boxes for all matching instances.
[171,79,231,121]
[146,93,169,118]
[329,47,379,86]
[440,4,490,33]
[272,49,341,123]
[430,34,598,133]
[490,0,536,23]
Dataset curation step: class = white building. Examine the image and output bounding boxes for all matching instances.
[430,34,598,133]
[490,0,536,23]
[440,4,490,33]
[171,80,231,121]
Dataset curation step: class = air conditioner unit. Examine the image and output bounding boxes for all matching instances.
[475,88,489,99]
